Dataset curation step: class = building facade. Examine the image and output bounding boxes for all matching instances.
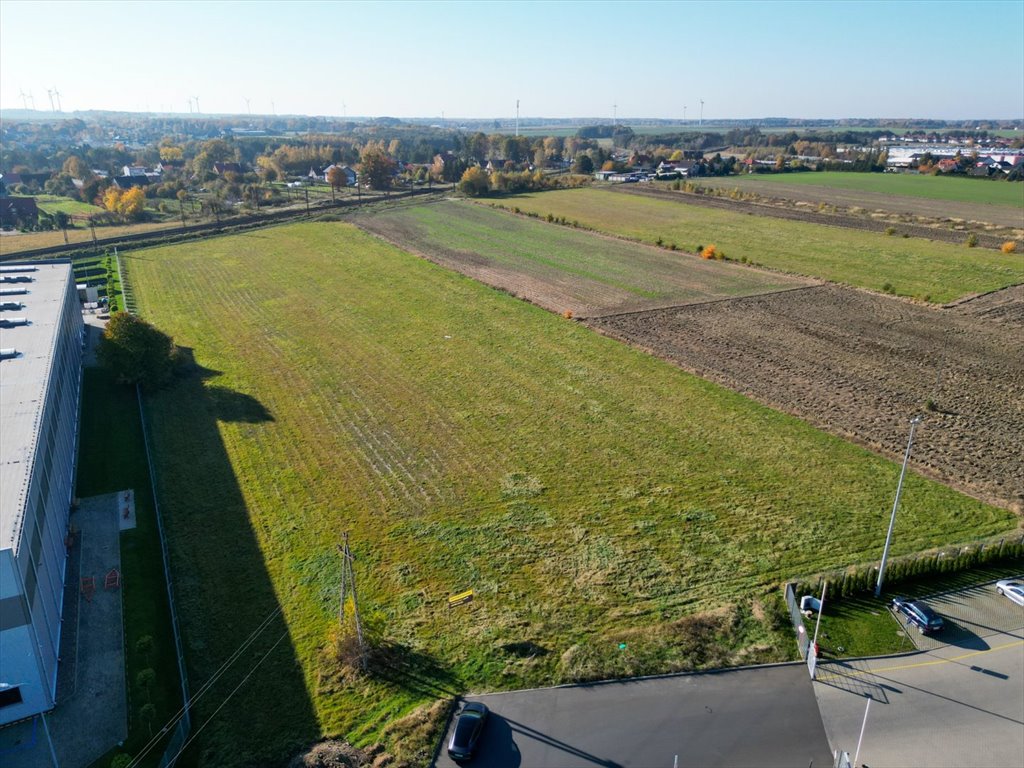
[0,261,84,725]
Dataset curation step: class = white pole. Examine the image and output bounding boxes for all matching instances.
[875,415,922,597]
[811,580,827,654]
[853,697,871,767]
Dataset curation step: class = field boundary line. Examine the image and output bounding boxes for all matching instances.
[581,283,825,321]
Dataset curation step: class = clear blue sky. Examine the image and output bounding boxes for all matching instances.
[2,0,1022,120]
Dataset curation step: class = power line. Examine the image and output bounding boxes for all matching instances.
[124,605,283,768]
[165,629,290,766]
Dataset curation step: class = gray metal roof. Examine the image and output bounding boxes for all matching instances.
[0,262,74,552]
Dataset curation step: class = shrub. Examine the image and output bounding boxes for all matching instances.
[882,282,895,294]
[700,245,717,260]
[1001,241,1017,254]
[656,236,664,247]
[966,233,978,248]
[695,244,704,255]
[562,309,574,319]
[885,226,896,236]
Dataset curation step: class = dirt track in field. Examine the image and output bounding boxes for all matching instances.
[588,284,1024,512]
[614,185,1023,249]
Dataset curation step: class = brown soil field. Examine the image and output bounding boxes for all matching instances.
[616,185,1023,249]
[588,285,1023,512]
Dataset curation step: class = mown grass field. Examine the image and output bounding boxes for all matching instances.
[33,194,106,216]
[355,200,813,315]
[127,221,1016,764]
[485,189,1024,302]
[714,172,1024,207]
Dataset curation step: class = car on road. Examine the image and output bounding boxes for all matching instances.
[995,579,1024,606]
[448,701,488,761]
[892,596,945,634]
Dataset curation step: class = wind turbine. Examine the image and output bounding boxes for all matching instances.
[47,89,56,112]
[28,90,35,110]
[52,87,62,112]
[683,105,687,122]
[699,98,704,128]
[613,103,617,125]
[342,101,347,118]
[194,96,201,114]
[19,89,28,109]
[271,100,276,115]
[244,97,251,115]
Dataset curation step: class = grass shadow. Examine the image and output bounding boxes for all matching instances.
[137,352,317,766]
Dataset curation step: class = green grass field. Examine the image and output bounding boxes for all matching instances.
[485,189,1024,302]
[33,194,106,216]
[721,172,1024,207]
[124,220,1015,763]
[355,200,812,314]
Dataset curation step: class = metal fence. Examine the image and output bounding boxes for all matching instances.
[784,582,811,662]
[136,386,192,766]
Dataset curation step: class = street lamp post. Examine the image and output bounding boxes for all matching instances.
[875,415,923,597]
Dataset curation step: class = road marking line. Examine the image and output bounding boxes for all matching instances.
[822,639,1024,680]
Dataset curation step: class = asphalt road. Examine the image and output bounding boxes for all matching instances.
[434,663,833,768]
[814,580,1024,767]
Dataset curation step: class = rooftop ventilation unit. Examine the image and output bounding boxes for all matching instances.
[0,302,24,311]
[0,317,29,328]
[0,288,28,296]
[0,266,37,274]
[1,275,34,284]
[0,348,18,360]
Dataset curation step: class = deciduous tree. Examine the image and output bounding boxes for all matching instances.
[98,312,178,390]
[359,146,396,190]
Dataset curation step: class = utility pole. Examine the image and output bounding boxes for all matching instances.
[304,187,310,216]
[875,415,923,597]
[338,532,367,671]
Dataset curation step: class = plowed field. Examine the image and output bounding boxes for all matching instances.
[590,285,1024,511]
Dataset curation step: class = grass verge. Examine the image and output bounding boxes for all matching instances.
[77,368,180,768]
[812,563,1024,658]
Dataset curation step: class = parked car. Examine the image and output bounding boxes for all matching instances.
[448,701,488,761]
[995,579,1024,607]
[892,596,945,634]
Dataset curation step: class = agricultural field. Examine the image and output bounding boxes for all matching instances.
[354,200,815,317]
[125,221,1015,765]
[689,173,1024,229]
[486,188,1024,302]
[0,218,182,255]
[33,193,106,217]
[705,171,1024,207]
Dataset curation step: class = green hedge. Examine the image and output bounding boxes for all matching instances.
[793,534,1024,601]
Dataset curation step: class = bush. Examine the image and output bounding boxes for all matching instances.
[700,245,717,260]
[1001,241,1017,254]
[885,226,896,236]
[882,282,895,294]
[966,233,978,248]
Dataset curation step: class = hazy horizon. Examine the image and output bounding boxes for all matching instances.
[2,0,1023,122]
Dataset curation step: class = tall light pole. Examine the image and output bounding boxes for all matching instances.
[875,415,923,597]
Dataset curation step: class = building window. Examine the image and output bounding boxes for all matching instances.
[0,687,23,708]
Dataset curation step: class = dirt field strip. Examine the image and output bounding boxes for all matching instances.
[588,284,1024,512]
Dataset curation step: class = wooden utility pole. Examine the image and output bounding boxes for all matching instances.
[338,532,366,671]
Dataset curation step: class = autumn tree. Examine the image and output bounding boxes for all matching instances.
[103,187,146,220]
[458,166,490,197]
[573,154,594,174]
[359,146,396,190]
[62,155,91,180]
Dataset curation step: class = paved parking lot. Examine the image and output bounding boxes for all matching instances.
[434,663,832,768]
[814,578,1024,767]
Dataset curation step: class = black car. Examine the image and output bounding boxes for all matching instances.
[891,596,945,634]
[447,701,488,761]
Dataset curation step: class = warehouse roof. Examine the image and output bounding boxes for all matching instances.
[0,261,74,552]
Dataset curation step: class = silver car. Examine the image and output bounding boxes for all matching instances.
[995,579,1024,607]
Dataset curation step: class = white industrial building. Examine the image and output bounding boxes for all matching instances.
[0,260,84,725]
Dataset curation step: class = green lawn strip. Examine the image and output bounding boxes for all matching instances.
[715,172,1024,207]
[125,221,1016,763]
[487,189,1024,302]
[77,368,180,768]
[813,563,1024,658]
[33,194,106,217]
[359,201,806,305]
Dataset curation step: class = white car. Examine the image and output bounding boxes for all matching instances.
[995,579,1024,607]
